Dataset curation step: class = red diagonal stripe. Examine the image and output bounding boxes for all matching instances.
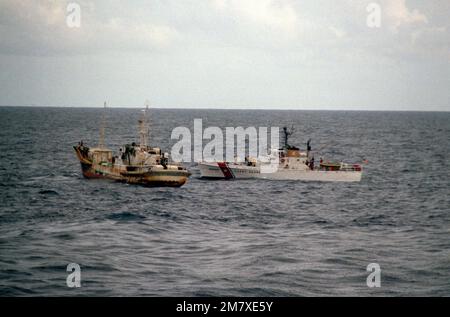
[217,162,234,179]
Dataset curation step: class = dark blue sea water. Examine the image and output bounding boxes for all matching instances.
[0,106,449,296]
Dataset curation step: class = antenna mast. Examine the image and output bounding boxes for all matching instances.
[99,101,107,148]
[139,101,150,148]
[282,126,294,149]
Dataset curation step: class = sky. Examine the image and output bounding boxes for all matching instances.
[0,0,449,111]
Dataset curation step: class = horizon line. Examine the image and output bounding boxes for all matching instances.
[0,104,449,112]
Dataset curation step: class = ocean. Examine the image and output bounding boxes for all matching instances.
[0,106,449,296]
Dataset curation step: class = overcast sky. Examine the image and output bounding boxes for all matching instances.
[0,0,449,110]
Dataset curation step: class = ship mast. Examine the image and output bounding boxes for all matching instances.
[139,101,150,149]
[282,126,294,149]
[98,101,107,149]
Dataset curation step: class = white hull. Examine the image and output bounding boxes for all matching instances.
[198,162,362,182]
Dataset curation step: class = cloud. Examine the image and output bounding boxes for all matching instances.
[0,0,439,57]
[411,26,450,58]
[212,0,299,35]
[100,18,179,50]
[329,26,346,39]
[0,0,179,55]
[384,0,428,32]
[0,0,449,110]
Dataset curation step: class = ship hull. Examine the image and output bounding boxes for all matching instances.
[79,162,189,187]
[198,162,362,182]
[75,147,189,187]
[259,170,362,182]
[198,162,257,179]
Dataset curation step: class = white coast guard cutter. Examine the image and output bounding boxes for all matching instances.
[198,127,363,182]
